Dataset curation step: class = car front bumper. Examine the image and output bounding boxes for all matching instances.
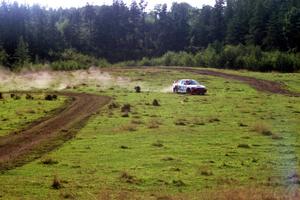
[191,88,207,95]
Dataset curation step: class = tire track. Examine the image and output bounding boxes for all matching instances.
[0,92,111,171]
[168,67,300,96]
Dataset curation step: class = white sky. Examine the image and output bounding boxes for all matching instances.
[10,0,216,10]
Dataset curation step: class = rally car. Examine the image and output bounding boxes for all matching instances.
[173,79,207,95]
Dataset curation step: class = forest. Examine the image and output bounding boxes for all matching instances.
[0,0,300,72]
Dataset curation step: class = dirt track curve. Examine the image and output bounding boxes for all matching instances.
[169,67,300,96]
[0,92,111,171]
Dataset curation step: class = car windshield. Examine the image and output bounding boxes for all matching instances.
[184,80,199,85]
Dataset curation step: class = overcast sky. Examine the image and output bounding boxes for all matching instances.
[11,0,216,10]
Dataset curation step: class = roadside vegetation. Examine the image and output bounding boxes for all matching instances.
[0,68,299,199]
[119,45,300,72]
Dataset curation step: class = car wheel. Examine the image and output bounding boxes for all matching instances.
[186,88,192,94]
[173,87,178,93]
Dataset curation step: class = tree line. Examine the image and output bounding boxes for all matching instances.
[0,0,299,71]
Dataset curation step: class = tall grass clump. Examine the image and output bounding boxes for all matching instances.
[252,122,273,136]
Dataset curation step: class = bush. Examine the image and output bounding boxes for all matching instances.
[51,49,110,70]
[52,176,62,189]
[51,60,83,71]
[139,57,152,66]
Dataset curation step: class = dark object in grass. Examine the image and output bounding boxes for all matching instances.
[108,102,119,109]
[148,119,161,129]
[121,104,131,113]
[52,94,57,100]
[237,144,251,148]
[45,94,57,101]
[208,117,220,123]
[120,172,139,184]
[239,122,248,127]
[262,130,273,136]
[14,95,21,100]
[41,158,58,165]
[26,94,34,100]
[10,94,21,100]
[152,141,164,148]
[175,119,187,126]
[52,176,62,189]
[0,93,3,100]
[172,179,186,187]
[162,157,175,161]
[271,134,284,140]
[201,170,213,176]
[122,111,129,118]
[134,86,141,93]
[152,99,160,106]
[120,145,129,149]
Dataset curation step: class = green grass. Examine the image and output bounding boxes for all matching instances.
[203,67,300,93]
[0,93,66,137]
[0,68,299,199]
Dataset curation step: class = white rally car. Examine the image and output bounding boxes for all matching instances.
[173,79,207,95]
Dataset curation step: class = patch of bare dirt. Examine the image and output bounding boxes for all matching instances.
[0,92,111,171]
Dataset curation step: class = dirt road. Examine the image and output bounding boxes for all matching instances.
[170,67,300,96]
[0,92,111,170]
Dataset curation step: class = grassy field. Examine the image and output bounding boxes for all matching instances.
[0,68,299,199]
[0,93,66,137]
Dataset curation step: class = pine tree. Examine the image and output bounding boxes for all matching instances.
[14,36,30,66]
[0,47,7,65]
[284,7,300,51]
[248,0,268,46]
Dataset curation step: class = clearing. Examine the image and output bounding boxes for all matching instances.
[0,67,299,200]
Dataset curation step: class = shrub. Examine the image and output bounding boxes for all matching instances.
[97,58,110,67]
[134,86,141,93]
[152,140,164,147]
[238,144,251,148]
[26,94,34,100]
[51,60,81,70]
[121,104,131,113]
[41,157,58,165]
[45,94,57,101]
[252,122,273,136]
[52,176,62,189]
[119,172,140,184]
[172,179,186,187]
[152,99,160,106]
[51,49,110,70]
[175,119,188,126]
[148,119,161,129]
[200,170,213,176]
[139,57,152,66]
[274,52,295,72]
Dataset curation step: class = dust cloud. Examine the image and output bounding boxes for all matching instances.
[0,67,131,91]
